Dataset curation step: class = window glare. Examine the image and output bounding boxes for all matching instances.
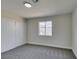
[46,27,52,36]
[39,22,45,27]
[39,21,52,36]
[39,28,45,35]
[46,21,52,27]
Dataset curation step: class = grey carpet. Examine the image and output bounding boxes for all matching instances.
[1,44,76,59]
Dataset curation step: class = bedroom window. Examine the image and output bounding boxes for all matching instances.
[38,21,52,36]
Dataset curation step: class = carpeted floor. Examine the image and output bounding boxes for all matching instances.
[1,44,76,59]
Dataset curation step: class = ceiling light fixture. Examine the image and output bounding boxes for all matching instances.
[23,0,38,8]
[24,2,32,8]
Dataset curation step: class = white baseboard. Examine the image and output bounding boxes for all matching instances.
[2,41,72,53]
[28,42,72,49]
[1,42,27,53]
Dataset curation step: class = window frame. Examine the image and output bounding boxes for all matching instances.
[38,21,52,36]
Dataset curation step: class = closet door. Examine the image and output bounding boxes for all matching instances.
[1,18,16,52]
[15,20,27,46]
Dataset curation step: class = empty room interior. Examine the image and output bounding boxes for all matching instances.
[1,0,77,59]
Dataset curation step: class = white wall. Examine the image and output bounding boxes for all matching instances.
[1,11,74,53]
[28,14,72,49]
[1,15,28,53]
[72,8,77,56]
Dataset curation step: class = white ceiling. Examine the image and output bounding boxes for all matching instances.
[2,0,76,18]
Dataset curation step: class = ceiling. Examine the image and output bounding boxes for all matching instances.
[2,0,76,18]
